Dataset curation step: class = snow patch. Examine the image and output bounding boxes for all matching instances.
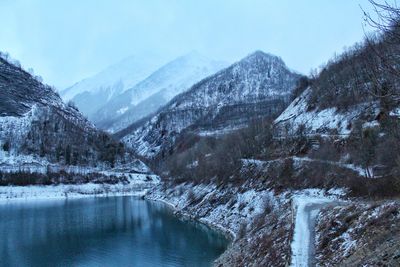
[275,88,378,137]
[117,107,129,115]
[389,107,400,117]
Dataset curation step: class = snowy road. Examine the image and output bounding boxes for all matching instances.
[290,196,340,267]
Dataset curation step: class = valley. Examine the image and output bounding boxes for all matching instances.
[1,1,400,266]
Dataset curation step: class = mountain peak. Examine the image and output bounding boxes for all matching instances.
[184,50,205,58]
[248,50,269,57]
[240,50,285,67]
[173,51,212,66]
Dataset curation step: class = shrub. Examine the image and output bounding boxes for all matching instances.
[238,222,247,239]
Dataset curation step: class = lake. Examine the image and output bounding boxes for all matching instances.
[0,196,229,267]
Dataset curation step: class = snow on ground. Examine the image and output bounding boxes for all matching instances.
[117,106,129,115]
[148,182,349,266]
[0,153,50,174]
[0,152,160,202]
[197,125,246,137]
[315,200,400,266]
[241,158,269,168]
[275,88,378,136]
[290,189,344,267]
[362,120,380,129]
[242,156,367,178]
[0,172,160,202]
[123,121,162,158]
[390,107,400,117]
[0,182,150,202]
[292,156,368,178]
[0,105,37,151]
[0,151,152,177]
[147,182,284,240]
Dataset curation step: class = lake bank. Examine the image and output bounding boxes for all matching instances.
[0,182,154,203]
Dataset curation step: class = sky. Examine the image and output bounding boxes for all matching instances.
[0,0,379,89]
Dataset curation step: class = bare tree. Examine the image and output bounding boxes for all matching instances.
[360,1,400,108]
[364,0,400,41]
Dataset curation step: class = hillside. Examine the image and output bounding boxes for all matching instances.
[135,12,400,266]
[119,51,302,159]
[275,37,400,181]
[94,52,227,132]
[0,54,154,186]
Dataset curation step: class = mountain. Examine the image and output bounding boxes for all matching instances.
[0,54,149,183]
[93,52,228,132]
[274,36,400,180]
[60,53,167,119]
[118,51,302,158]
[138,33,400,267]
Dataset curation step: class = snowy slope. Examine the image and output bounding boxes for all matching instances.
[60,54,168,118]
[0,56,95,135]
[120,51,302,158]
[94,51,228,132]
[0,54,145,177]
[0,56,93,156]
[274,88,380,137]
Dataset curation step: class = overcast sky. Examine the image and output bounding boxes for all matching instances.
[0,0,378,89]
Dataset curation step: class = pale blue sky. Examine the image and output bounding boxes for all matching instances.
[0,0,378,89]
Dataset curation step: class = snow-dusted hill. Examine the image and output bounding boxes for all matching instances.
[0,56,95,141]
[274,87,400,138]
[0,55,144,177]
[60,54,167,119]
[119,51,302,158]
[274,88,380,137]
[94,52,228,132]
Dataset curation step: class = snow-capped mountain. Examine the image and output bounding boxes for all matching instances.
[60,53,168,119]
[93,52,228,132]
[119,51,302,158]
[0,55,130,169]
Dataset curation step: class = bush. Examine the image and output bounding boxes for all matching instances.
[187,188,196,203]
[67,100,79,111]
[238,222,247,239]
[252,213,266,230]
[2,141,10,152]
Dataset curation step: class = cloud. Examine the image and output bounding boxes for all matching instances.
[0,0,374,88]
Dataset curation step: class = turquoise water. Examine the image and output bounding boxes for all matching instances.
[0,196,229,267]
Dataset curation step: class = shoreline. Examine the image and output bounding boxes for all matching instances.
[0,183,235,242]
[0,183,155,204]
[0,183,236,246]
[147,196,236,241]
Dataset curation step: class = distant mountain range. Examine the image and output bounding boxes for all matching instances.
[118,51,302,158]
[61,52,228,133]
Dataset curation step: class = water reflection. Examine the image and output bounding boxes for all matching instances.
[0,196,229,267]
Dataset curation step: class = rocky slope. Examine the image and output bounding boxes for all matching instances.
[316,201,400,266]
[0,54,152,185]
[148,179,399,267]
[94,52,227,132]
[137,38,400,266]
[119,51,302,158]
[146,178,294,267]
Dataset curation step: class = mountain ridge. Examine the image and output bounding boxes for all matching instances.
[119,50,302,158]
[0,55,135,173]
[60,53,169,119]
[93,52,228,132]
